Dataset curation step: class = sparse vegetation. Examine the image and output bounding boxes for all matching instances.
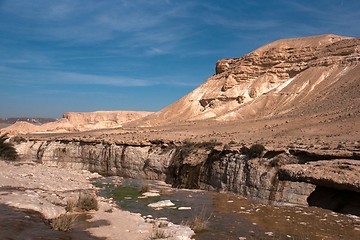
[76,192,98,211]
[180,139,222,158]
[151,226,169,239]
[65,192,99,212]
[59,193,102,232]
[182,210,211,232]
[65,197,77,212]
[50,213,77,232]
[248,144,266,159]
[240,146,250,155]
[0,134,18,160]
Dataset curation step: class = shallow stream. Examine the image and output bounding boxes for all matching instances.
[1,177,359,240]
[97,177,360,240]
[0,204,102,240]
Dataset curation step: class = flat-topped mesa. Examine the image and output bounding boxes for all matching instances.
[62,111,152,124]
[1,110,153,135]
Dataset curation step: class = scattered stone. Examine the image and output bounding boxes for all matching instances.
[178,207,191,210]
[148,200,175,208]
[140,192,161,198]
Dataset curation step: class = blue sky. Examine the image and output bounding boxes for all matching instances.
[0,0,359,118]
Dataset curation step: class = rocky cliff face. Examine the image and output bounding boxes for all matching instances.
[14,136,360,215]
[13,138,357,212]
[133,34,360,126]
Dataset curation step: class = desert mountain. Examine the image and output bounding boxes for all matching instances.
[132,34,359,127]
[1,110,152,135]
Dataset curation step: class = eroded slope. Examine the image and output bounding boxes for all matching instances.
[134,34,359,126]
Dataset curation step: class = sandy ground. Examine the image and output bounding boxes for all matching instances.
[0,160,193,240]
[19,112,360,152]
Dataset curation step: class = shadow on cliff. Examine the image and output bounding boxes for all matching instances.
[307,186,360,216]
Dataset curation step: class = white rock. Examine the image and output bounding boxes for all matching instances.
[148,200,175,208]
[178,207,191,210]
[141,192,160,198]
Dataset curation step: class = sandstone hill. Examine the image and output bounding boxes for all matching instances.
[1,110,152,135]
[132,34,359,126]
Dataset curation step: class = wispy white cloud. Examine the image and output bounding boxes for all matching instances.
[0,68,152,87]
[48,71,151,87]
[0,0,199,52]
[0,66,203,88]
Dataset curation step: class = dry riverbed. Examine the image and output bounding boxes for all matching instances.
[0,160,194,240]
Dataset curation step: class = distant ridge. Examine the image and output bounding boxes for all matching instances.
[1,110,152,134]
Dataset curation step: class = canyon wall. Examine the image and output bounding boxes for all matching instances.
[14,138,360,215]
[15,139,315,206]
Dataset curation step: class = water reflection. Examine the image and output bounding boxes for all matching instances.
[0,204,104,240]
[97,178,360,240]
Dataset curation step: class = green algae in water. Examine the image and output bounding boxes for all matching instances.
[111,186,141,201]
[93,179,163,210]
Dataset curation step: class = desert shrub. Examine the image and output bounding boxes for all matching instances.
[180,140,222,159]
[240,146,250,155]
[151,226,169,239]
[182,210,211,232]
[77,192,98,211]
[0,134,18,160]
[248,144,265,159]
[196,139,222,150]
[50,213,77,232]
[65,198,77,212]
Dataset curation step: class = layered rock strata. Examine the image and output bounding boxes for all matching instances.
[133,34,360,126]
[14,138,359,212]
